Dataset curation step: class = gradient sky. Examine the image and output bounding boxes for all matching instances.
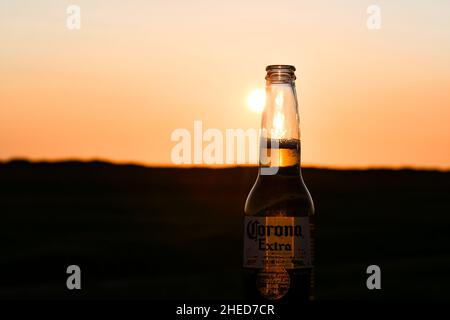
[1,0,450,168]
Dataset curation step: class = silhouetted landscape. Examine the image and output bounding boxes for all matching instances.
[0,160,449,299]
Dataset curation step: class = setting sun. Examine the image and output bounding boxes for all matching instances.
[247,89,266,113]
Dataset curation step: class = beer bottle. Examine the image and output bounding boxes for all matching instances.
[243,65,315,301]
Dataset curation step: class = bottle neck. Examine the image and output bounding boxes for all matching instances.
[258,82,301,175]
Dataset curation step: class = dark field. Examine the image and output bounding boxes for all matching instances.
[0,161,449,300]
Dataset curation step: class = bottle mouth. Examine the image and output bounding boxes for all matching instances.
[265,65,296,83]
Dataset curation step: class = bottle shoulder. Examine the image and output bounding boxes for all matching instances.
[244,173,315,217]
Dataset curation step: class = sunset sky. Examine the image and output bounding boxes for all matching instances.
[1,0,450,168]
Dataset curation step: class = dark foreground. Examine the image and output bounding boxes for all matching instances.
[0,160,449,299]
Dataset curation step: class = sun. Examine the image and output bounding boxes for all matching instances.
[247,89,266,113]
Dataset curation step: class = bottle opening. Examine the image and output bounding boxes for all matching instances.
[265,65,296,83]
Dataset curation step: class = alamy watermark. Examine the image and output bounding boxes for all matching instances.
[171,121,279,175]
[66,5,81,30]
[66,265,81,290]
[366,4,381,30]
[366,265,381,290]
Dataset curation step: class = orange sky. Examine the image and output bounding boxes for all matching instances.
[1,1,450,169]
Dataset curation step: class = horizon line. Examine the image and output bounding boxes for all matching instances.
[1,157,449,172]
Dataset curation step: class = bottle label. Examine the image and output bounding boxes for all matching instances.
[243,216,312,269]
